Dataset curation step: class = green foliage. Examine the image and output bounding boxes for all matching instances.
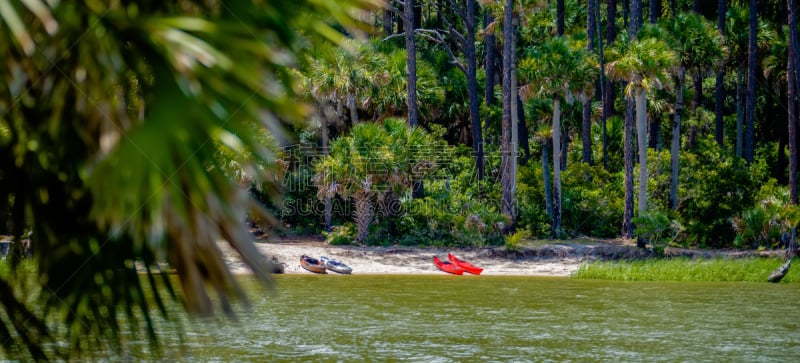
[314,119,451,243]
[575,257,799,283]
[561,162,624,238]
[505,230,528,251]
[675,137,765,247]
[634,211,684,256]
[322,224,357,245]
[732,180,800,248]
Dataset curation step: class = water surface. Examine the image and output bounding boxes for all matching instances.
[131,275,799,362]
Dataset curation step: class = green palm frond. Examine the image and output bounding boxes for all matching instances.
[605,37,677,98]
[0,0,380,360]
[518,35,598,103]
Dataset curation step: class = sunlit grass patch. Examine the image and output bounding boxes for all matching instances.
[574,257,798,282]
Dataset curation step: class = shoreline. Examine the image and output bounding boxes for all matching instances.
[221,237,584,277]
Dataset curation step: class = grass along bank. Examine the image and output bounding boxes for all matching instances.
[574,257,798,282]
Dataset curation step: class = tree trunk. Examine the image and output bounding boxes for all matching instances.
[413,1,421,30]
[347,93,359,124]
[584,0,597,166]
[543,138,553,219]
[608,0,617,45]
[500,0,515,233]
[715,0,727,146]
[636,89,648,215]
[646,0,662,152]
[648,110,659,149]
[603,0,616,170]
[693,73,703,112]
[485,11,497,107]
[354,189,373,244]
[557,0,565,36]
[745,0,757,164]
[625,0,642,242]
[383,7,394,35]
[518,92,531,165]
[629,0,642,39]
[552,97,562,238]
[670,68,685,210]
[405,0,419,128]
[582,101,593,165]
[649,0,661,23]
[320,103,333,232]
[737,63,744,158]
[790,0,798,204]
[466,0,484,181]
[623,97,635,239]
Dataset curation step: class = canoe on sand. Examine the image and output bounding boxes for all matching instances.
[433,256,463,275]
[448,253,484,275]
[321,256,353,274]
[300,255,327,274]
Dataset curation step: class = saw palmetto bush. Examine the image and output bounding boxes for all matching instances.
[313,118,448,244]
[0,0,377,360]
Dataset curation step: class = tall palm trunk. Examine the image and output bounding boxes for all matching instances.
[466,0,484,181]
[320,103,333,232]
[543,138,553,219]
[583,0,597,165]
[623,0,642,240]
[647,0,660,151]
[354,189,373,243]
[715,0,727,146]
[405,0,423,198]
[789,0,799,204]
[485,11,497,108]
[603,0,618,170]
[744,0,757,164]
[636,88,648,214]
[737,63,744,157]
[670,68,685,210]
[500,0,515,233]
[405,0,419,128]
[623,98,635,238]
[552,98,562,238]
[649,0,661,23]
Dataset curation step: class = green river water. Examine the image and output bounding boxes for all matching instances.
[126,275,798,362]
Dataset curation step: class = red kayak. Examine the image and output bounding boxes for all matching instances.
[448,253,483,275]
[433,256,463,275]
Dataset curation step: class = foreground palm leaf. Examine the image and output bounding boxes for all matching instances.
[0,0,379,360]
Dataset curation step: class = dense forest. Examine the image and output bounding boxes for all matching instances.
[268,0,800,251]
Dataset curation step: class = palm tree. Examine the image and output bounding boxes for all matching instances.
[0,0,377,360]
[656,14,725,210]
[519,36,598,237]
[584,0,599,165]
[790,0,799,204]
[715,0,727,146]
[606,35,677,219]
[405,0,420,128]
[745,0,758,164]
[314,119,443,243]
[501,0,516,233]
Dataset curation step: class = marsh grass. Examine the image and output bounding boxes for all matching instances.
[574,257,799,282]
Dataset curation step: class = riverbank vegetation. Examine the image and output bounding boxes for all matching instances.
[575,257,798,282]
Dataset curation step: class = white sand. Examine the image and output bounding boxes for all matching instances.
[221,237,583,277]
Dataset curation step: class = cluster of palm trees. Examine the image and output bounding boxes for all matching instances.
[371,0,799,240]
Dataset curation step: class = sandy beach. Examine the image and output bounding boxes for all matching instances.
[220,236,589,277]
